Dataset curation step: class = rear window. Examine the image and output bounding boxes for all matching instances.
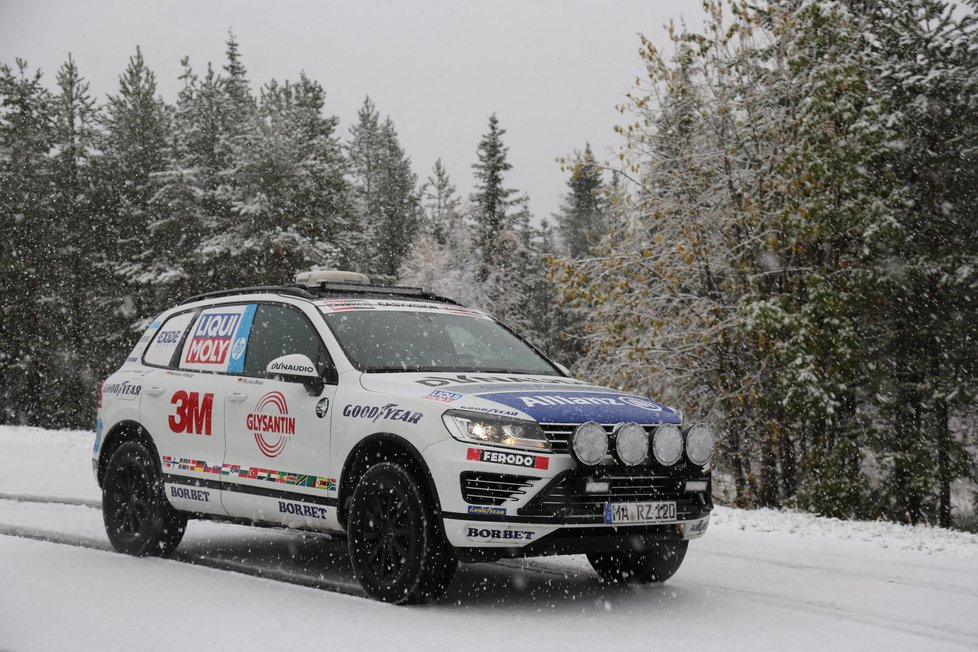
[143,311,195,367]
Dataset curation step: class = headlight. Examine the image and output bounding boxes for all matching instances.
[685,424,714,466]
[442,410,550,451]
[571,421,608,465]
[652,424,683,466]
[612,422,648,466]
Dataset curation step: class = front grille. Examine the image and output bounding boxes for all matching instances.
[519,471,710,522]
[460,472,538,506]
[540,422,661,455]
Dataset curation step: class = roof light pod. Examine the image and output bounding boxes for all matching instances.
[685,424,715,466]
[295,270,371,286]
[652,424,684,466]
[612,422,649,466]
[570,422,608,466]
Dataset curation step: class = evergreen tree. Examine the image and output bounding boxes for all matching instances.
[470,113,515,280]
[420,158,461,245]
[347,97,420,279]
[556,143,606,258]
[0,59,56,424]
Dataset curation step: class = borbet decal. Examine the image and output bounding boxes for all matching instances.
[169,390,214,435]
[475,390,682,425]
[185,312,242,366]
[248,391,296,458]
[467,447,549,470]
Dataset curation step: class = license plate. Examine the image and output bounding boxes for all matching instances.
[604,501,677,525]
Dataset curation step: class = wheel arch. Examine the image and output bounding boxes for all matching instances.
[338,432,441,529]
[97,420,161,487]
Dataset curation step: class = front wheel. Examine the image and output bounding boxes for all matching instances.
[587,540,688,584]
[347,462,457,604]
[102,440,187,557]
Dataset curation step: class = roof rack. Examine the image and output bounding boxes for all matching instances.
[180,285,317,305]
[306,281,460,305]
[179,282,460,306]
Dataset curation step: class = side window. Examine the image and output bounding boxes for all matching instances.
[180,304,256,373]
[243,304,332,378]
[143,311,196,368]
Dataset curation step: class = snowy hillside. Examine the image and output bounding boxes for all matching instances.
[1,425,977,651]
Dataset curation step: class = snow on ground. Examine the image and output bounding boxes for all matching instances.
[2,425,977,652]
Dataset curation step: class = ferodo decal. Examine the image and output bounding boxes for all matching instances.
[162,456,336,491]
[415,374,588,388]
[342,403,423,425]
[169,391,214,435]
[475,391,681,425]
[467,447,549,470]
[248,391,296,458]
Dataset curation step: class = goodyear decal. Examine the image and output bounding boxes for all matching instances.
[475,391,681,424]
[161,456,336,491]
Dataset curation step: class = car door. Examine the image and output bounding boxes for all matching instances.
[221,302,339,529]
[142,304,252,516]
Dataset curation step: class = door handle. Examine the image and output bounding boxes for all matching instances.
[228,392,248,403]
[145,386,164,397]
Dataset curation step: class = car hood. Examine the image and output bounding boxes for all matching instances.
[358,372,682,425]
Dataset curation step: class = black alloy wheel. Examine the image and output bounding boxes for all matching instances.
[347,462,457,604]
[102,440,187,557]
[587,539,689,584]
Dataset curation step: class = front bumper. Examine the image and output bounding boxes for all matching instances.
[424,437,713,554]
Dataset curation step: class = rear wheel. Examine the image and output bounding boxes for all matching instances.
[102,440,186,557]
[587,540,688,584]
[347,462,457,603]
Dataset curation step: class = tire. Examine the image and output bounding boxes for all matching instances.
[587,540,688,584]
[347,462,457,604]
[102,440,187,557]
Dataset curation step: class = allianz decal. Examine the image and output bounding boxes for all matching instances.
[474,391,681,424]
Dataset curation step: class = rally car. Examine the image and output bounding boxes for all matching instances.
[93,270,714,603]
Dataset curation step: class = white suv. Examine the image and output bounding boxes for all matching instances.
[93,272,714,603]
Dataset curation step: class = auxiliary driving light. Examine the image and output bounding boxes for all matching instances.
[571,422,608,466]
[685,424,715,466]
[612,422,649,466]
[652,424,684,466]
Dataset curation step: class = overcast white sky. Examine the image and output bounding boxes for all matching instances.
[0,0,705,220]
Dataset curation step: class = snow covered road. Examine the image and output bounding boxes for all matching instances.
[2,426,977,651]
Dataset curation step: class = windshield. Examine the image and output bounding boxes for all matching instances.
[320,305,560,375]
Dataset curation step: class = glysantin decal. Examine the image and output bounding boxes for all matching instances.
[247,391,296,458]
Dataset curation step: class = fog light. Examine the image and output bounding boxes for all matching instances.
[612,422,649,466]
[652,424,683,466]
[685,424,714,466]
[571,422,608,465]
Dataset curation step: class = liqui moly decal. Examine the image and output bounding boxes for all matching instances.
[184,312,242,366]
[248,391,296,458]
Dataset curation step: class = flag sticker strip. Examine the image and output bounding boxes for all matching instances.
[161,456,336,491]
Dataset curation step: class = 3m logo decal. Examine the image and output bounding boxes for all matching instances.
[248,391,296,458]
[169,391,214,435]
[185,312,242,365]
[466,447,549,470]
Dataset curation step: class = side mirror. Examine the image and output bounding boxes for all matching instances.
[266,354,324,396]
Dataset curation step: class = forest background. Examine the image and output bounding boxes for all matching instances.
[2,0,976,529]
